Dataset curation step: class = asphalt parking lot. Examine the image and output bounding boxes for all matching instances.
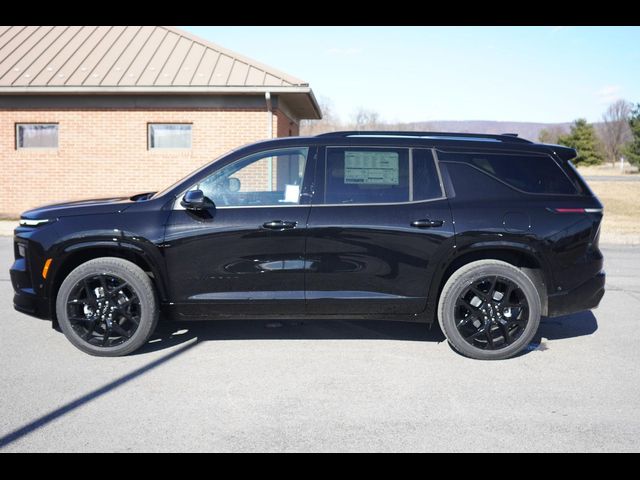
[1,237,639,452]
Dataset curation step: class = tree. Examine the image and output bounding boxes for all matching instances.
[299,96,342,135]
[624,103,640,166]
[557,119,604,166]
[600,99,632,165]
[538,125,568,144]
[351,108,381,131]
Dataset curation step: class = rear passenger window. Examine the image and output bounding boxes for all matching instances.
[412,149,443,200]
[325,148,409,204]
[438,151,577,195]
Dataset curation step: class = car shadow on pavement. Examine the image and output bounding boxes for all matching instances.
[135,310,598,356]
[538,311,599,340]
[517,310,599,355]
[135,319,447,355]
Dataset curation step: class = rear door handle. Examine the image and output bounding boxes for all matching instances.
[411,219,444,228]
[262,220,297,230]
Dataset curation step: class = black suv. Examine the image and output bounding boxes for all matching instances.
[10,131,605,359]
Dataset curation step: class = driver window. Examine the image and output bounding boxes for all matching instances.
[196,147,309,207]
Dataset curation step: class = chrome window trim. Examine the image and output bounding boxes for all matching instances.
[173,196,448,209]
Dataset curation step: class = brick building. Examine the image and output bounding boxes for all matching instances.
[0,26,321,216]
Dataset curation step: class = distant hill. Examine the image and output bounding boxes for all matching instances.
[406,120,574,143]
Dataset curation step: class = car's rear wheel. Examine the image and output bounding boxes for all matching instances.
[56,257,158,356]
[437,260,541,360]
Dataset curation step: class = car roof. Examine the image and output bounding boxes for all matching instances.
[237,131,577,159]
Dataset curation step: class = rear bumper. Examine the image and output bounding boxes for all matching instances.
[10,258,51,320]
[548,271,605,318]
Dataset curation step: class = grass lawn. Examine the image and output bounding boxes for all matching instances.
[587,181,640,244]
[578,163,639,176]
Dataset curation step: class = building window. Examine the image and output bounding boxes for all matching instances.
[16,124,58,149]
[148,124,192,149]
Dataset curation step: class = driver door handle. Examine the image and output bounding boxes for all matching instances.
[262,220,297,230]
[411,219,444,228]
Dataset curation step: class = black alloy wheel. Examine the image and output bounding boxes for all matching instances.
[454,275,529,350]
[438,259,541,360]
[56,257,159,356]
[66,274,141,348]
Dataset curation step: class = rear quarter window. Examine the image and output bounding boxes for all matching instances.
[437,151,578,195]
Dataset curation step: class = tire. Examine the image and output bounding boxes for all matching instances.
[437,260,541,360]
[56,257,159,357]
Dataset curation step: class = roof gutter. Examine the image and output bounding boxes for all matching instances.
[0,85,323,120]
[0,86,313,95]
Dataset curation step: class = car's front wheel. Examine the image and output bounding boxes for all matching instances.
[437,260,541,360]
[56,257,159,356]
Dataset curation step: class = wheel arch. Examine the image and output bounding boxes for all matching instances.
[426,243,550,323]
[48,242,167,327]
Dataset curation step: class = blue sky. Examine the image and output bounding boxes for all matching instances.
[182,26,640,124]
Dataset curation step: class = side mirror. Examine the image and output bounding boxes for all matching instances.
[227,177,241,193]
[181,190,212,210]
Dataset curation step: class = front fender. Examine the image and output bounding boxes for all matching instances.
[42,211,170,303]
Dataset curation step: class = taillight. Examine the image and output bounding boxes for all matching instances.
[550,208,603,214]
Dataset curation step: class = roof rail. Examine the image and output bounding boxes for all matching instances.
[315,131,532,144]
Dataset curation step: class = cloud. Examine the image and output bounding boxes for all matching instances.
[596,85,623,104]
[325,47,363,56]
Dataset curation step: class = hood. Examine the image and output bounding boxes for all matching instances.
[21,193,154,220]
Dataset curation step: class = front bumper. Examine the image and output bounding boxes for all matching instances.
[547,271,605,318]
[10,258,51,320]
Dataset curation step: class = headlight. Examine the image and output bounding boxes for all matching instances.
[19,218,51,227]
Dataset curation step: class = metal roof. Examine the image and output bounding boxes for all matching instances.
[0,26,310,88]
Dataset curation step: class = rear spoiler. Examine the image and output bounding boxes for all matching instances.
[542,144,577,162]
[542,144,593,195]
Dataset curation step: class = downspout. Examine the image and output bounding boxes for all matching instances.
[265,91,273,190]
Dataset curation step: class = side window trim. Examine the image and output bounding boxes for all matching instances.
[315,145,447,207]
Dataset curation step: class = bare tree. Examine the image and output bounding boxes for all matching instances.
[350,107,382,131]
[600,99,632,165]
[300,96,342,135]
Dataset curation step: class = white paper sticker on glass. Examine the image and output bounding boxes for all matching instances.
[344,151,399,185]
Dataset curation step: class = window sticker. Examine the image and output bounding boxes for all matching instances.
[344,151,399,185]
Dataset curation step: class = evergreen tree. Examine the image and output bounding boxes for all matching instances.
[624,104,640,166]
[558,119,604,166]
